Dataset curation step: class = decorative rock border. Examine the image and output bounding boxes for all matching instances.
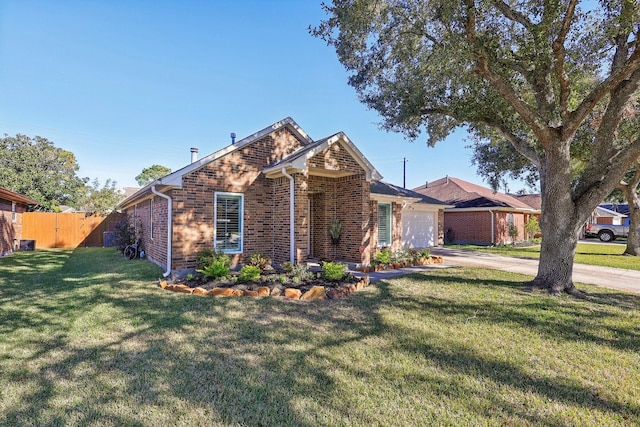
[159,275,371,301]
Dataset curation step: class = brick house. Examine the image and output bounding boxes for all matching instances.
[0,186,38,256]
[118,117,448,276]
[412,176,541,245]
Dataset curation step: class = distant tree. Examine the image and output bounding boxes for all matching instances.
[135,164,171,186]
[77,178,124,215]
[611,162,640,256]
[313,0,640,296]
[0,134,88,210]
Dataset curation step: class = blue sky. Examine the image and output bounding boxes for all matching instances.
[0,0,523,193]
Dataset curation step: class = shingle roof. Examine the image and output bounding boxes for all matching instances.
[0,186,39,206]
[412,176,538,211]
[370,181,449,205]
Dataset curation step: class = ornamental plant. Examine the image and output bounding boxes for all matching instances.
[238,265,261,282]
[322,261,347,281]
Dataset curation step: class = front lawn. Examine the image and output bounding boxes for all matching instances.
[449,242,640,270]
[1,248,638,425]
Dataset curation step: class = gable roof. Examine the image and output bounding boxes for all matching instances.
[119,117,315,208]
[0,186,39,206]
[370,181,451,207]
[262,132,382,181]
[513,194,542,210]
[595,205,627,218]
[412,176,538,212]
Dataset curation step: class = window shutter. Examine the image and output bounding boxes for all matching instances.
[378,203,391,246]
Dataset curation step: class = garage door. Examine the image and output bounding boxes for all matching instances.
[402,210,435,248]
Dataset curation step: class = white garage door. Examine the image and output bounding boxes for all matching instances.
[402,210,436,248]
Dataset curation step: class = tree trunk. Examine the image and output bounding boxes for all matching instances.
[527,141,585,296]
[624,190,640,256]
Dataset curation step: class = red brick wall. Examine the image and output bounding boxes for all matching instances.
[0,199,27,256]
[445,210,527,245]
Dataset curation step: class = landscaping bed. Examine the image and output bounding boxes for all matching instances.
[160,271,370,300]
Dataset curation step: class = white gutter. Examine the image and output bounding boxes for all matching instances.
[281,168,295,264]
[151,185,173,277]
[489,209,495,245]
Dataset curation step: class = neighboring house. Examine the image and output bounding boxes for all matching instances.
[412,176,541,245]
[598,204,630,226]
[0,187,38,256]
[118,117,449,276]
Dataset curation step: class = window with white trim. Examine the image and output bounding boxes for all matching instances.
[11,202,16,222]
[377,203,391,247]
[214,192,243,253]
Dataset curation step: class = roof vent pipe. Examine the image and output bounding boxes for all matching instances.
[446,175,449,184]
[425,181,428,188]
[190,147,198,163]
[230,132,236,144]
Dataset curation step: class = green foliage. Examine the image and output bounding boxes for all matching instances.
[247,253,269,270]
[373,247,392,266]
[135,164,172,186]
[77,178,124,214]
[196,248,228,270]
[322,261,347,281]
[197,260,230,280]
[196,249,230,279]
[280,261,294,273]
[508,224,519,243]
[238,265,261,282]
[329,218,342,240]
[0,134,88,210]
[289,263,311,281]
[524,216,541,240]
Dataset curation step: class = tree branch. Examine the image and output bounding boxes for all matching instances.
[552,0,577,118]
[465,0,550,144]
[491,0,534,29]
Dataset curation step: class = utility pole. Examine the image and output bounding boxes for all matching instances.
[403,157,408,188]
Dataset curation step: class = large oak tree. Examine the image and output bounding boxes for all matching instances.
[0,134,88,211]
[313,0,640,295]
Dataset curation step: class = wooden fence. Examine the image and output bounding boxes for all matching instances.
[22,212,124,248]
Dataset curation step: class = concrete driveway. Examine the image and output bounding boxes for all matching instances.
[429,247,640,294]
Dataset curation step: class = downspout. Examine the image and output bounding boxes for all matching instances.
[489,209,495,245]
[151,185,172,277]
[281,168,295,264]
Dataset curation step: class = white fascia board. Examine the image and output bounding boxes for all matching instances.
[370,194,422,204]
[405,203,454,210]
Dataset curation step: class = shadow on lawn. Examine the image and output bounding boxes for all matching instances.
[400,270,640,352]
[0,250,638,425]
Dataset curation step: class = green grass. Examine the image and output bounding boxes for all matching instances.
[1,248,639,426]
[448,242,640,270]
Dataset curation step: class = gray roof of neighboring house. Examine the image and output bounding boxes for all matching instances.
[370,181,449,205]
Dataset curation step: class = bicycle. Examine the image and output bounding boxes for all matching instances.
[123,238,142,260]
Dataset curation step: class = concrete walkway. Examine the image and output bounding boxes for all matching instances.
[353,247,640,294]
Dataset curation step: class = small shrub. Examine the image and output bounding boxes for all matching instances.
[373,247,392,266]
[248,253,269,270]
[524,216,541,240]
[197,259,230,280]
[279,276,288,284]
[419,248,431,258]
[289,263,310,281]
[280,261,294,273]
[196,248,217,270]
[238,265,261,282]
[508,224,519,243]
[322,261,347,281]
[292,276,301,284]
